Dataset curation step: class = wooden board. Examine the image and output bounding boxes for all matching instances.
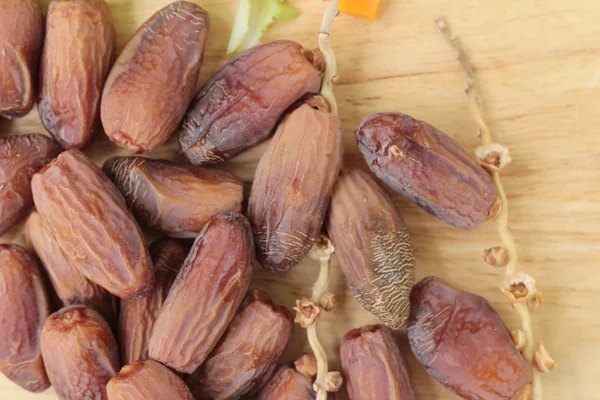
[2,0,599,398]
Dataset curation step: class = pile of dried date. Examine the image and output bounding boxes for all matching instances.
[0,0,540,399]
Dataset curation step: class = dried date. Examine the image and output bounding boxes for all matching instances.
[407,277,531,399]
[341,325,418,400]
[356,112,499,229]
[0,0,43,118]
[256,356,316,400]
[101,1,209,153]
[38,0,116,150]
[186,289,293,399]
[148,212,254,373]
[31,149,153,299]
[326,168,415,328]
[0,244,50,392]
[26,211,117,328]
[119,238,187,365]
[178,40,325,165]
[103,156,244,238]
[41,305,119,399]
[0,134,61,236]
[248,97,343,271]
[107,360,194,400]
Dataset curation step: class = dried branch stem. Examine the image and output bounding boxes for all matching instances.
[312,256,331,302]
[436,17,543,400]
[310,252,330,400]
[293,3,342,399]
[319,0,339,116]
[296,235,338,400]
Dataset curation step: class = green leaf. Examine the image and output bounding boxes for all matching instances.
[227,0,299,55]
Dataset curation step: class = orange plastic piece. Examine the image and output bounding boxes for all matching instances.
[338,0,382,21]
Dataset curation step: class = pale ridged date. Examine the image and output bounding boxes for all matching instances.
[101,1,209,153]
[38,0,116,150]
[256,359,315,400]
[103,156,244,238]
[357,112,499,229]
[186,289,294,399]
[0,244,50,392]
[31,149,153,299]
[26,211,117,328]
[148,212,254,373]
[326,169,415,328]
[407,277,531,399]
[178,40,325,165]
[41,305,120,400]
[0,0,43,118]
[119,238,187,365]
[341,325,418,400]
[0,134,61,236]
[107,360,194,400]
[248,97,343,272]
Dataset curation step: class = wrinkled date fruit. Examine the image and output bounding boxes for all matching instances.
[256,357,315,400]
[107,360,194,400]
[0,134,61,236]
[341,325,418,400]
[148,212,254,373]
[407,277,531,399]
[38,0,117,149]
[101,1,209,153]
[326,169,415,328]
[178,40,325,165]
[0,0,43,118]
[39,0,116,150]
[186,289,294,399]
[31,149,153,299]
[357,112,499,229]
[0,244,50,392]
[41,305,119,400]
[26,211,117,327]
[119,238,187,365]
[103,156,244,238]
[248,97,343,272]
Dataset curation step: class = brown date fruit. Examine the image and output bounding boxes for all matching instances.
[256,357,315,400]
[178,40,325,165]
[31,149,153,299]
[326,168,415,328]
[26,211,117,327]
[0,244,50,392]
[119,238,187,365]
[186,289,294,399]
[39,0,116,150]
[103,156,244,238]
[341,325,418,400]
[101,1,209,153]
[107,360,194,400]
[41,305,119,400]
[0,0,43,118]
[356,112,499,229]
[0,134,61,236]
[407,277,531,399]
[248,97,343,272]
[148,212,254,373]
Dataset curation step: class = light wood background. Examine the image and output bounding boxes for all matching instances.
[2,0,599,398]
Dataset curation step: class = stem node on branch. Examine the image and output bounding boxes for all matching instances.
[483,246,509,268]
[534,341,556,373]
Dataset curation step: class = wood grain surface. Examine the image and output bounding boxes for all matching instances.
[2,0,599,398]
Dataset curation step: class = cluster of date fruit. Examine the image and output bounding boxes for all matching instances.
[0,0,534,399]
